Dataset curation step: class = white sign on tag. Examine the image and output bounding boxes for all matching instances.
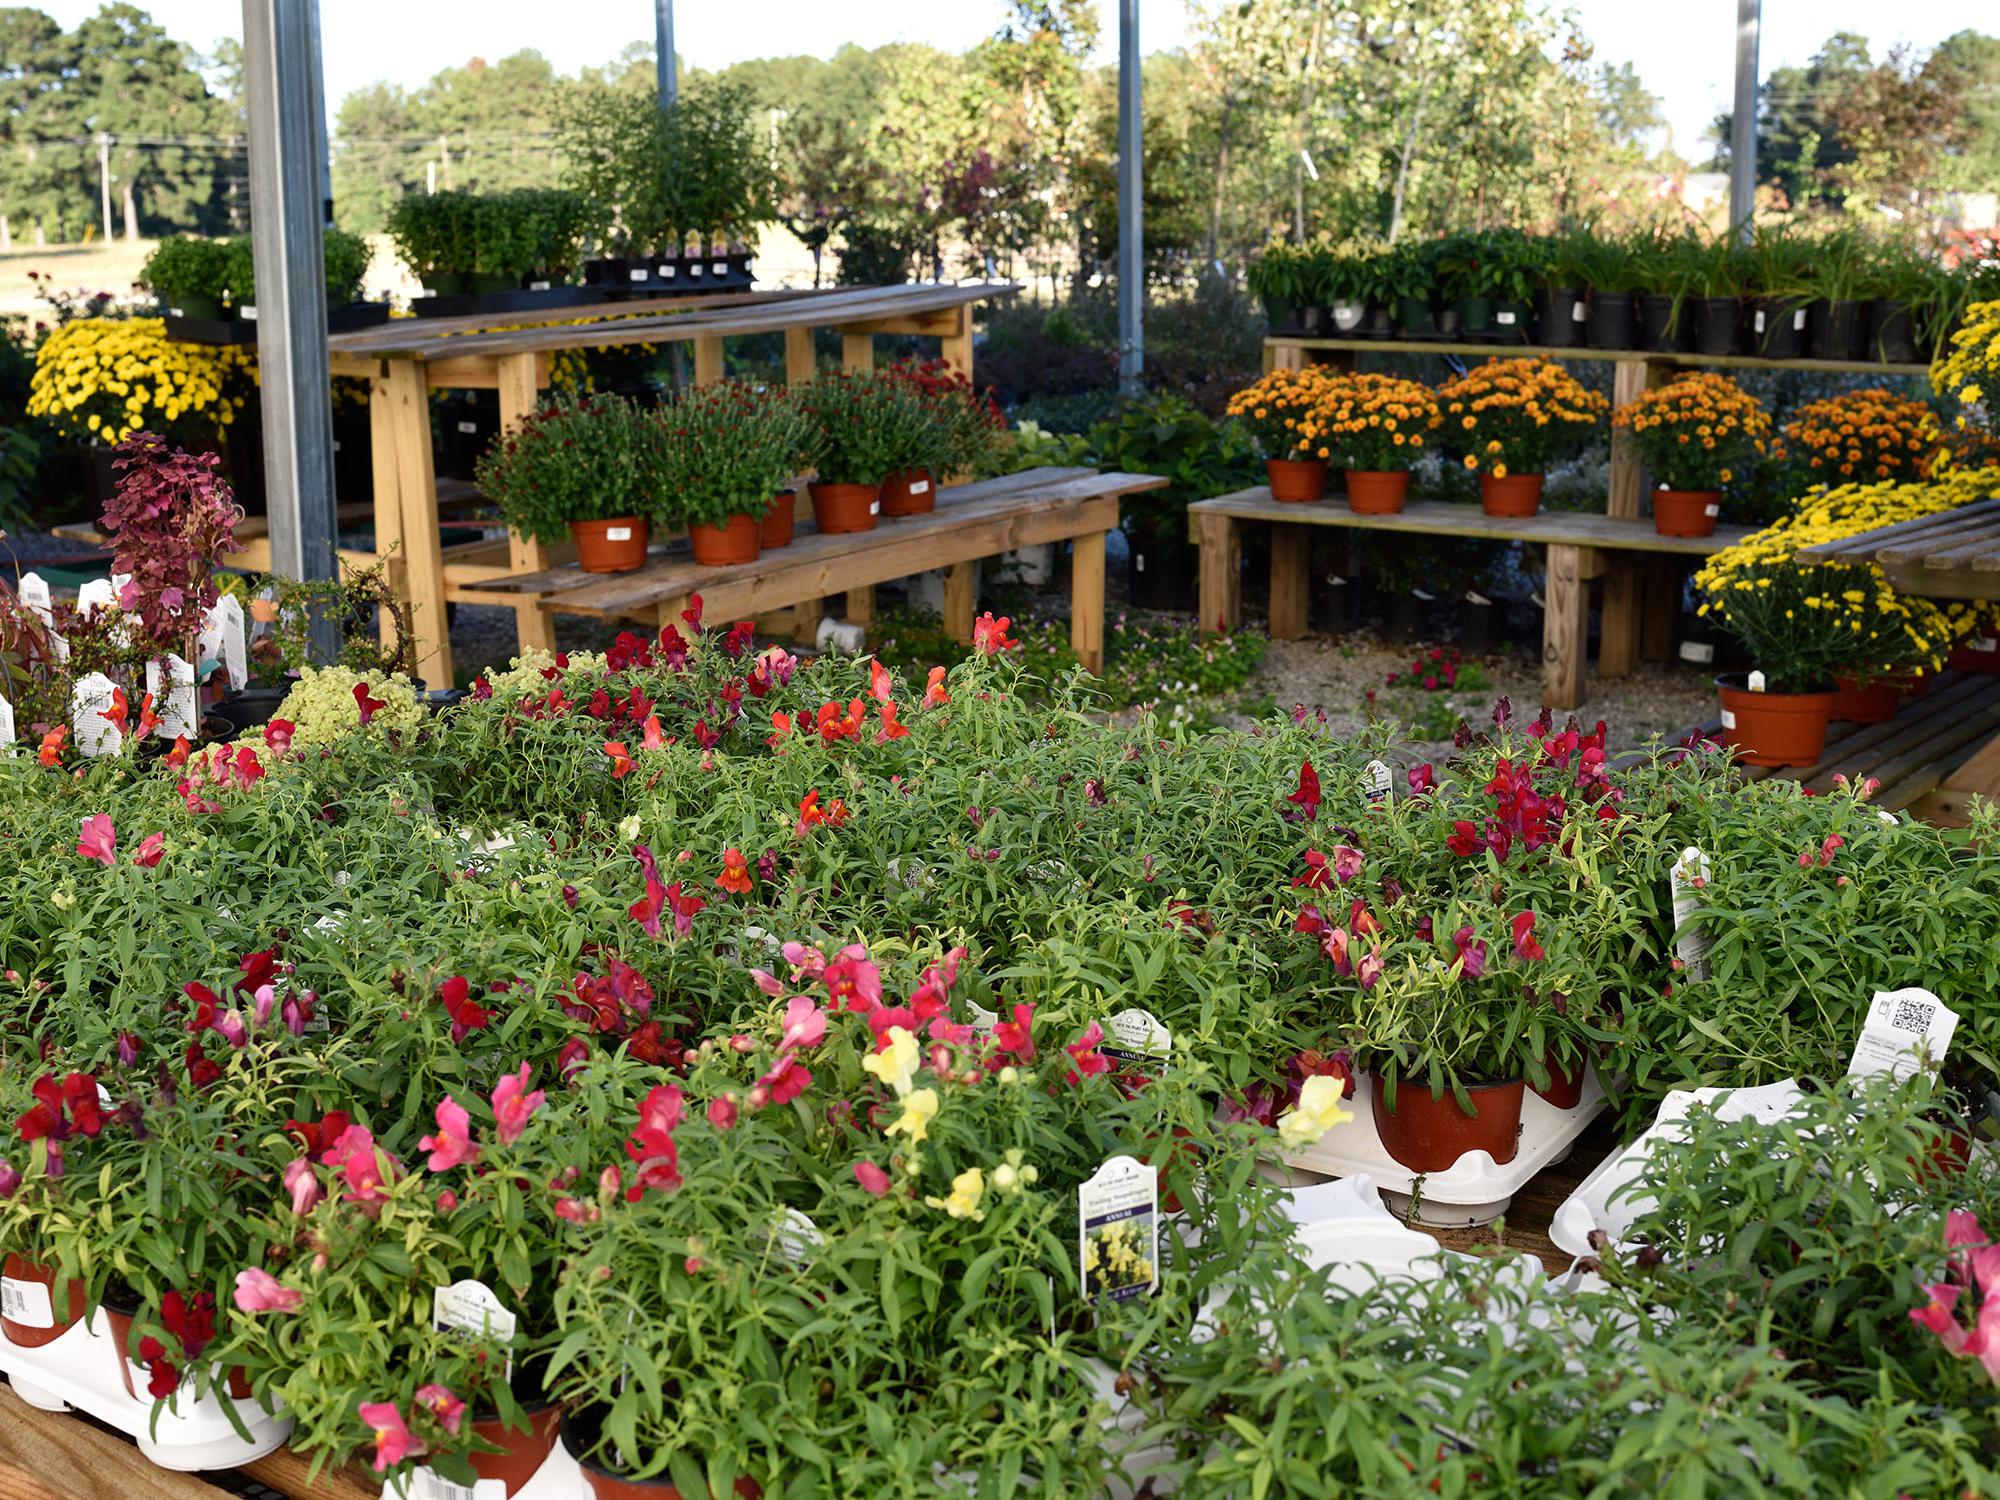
[1792,308,1807,331]
[71,673,122,757]
[456,420,479,435]
[0,1275,55,1327]
[0,695,13,747]
[1668,846,1713,983]
[1363,759,1393,804]
[201,595,248,692]
[965,1000,999,1036]
[909,479,930,495]
[145,655,198,739]
[659,264,676,278]
[1101,1007,1171,1068]
[16,573,53,628]
[1680,640,1715,665]
[1496,309,1517,325]
[75,577,116,618]
[432,1279,517,1377]
[241,304,259,321]
[689,262,705,276]
[1570,300,1587,323]
[869,500,880,515]
[404,1468,504,1500]
[1079,1156,1158,1303]
[1968,637,1997,655]
[1847,988,1958,1082]
[711,261,728,276]
[1753,309,1767,334]
[528,280,550,292]
[773,1209,823,1267]
[605,526,632,542]
[1746,670,1767,693]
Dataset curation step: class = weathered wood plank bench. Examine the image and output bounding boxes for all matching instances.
[472,466,1168,673]
[1188,487,1754,710]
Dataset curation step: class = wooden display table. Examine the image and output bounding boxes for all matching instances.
[320,282,1015,686]
[1189,488,1753,709]
[478,467,1167,675]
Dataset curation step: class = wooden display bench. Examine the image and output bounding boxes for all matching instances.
[322,282,1014,687]
[476,467,1168,675]
[1189,488,1753,709]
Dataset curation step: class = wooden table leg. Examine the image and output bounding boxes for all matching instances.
[939,302,973,379]
[1070,531,1106,674]
[497,351,555,655]
[384,358,453,688]
[366,370,407,655]
[1598,555,1639,679]
[846,587,875,625]
[1269,522,1310,640]
[783,327,816,386]
[842,332,873,374]
[693,335,725,387]
[1640,556,1678,663]
[1607,359,1651,520]
[1197,511,1242,634]
[761,331,821,642]
[941,561,975,644]
[1542,543,1589,711]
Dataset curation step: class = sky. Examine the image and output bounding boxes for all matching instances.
[31,0,1998,158]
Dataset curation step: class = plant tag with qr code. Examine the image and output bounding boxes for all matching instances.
[1846,988,1958,1082]
[1668,847,1712,982]
[1079,1156,1158,1303]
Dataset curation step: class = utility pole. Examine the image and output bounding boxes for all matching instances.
[242,0,339,661]
[656,0,677,108]
[1116,0,1143,391]
[96,132,113,243]
[1729,0,1761,241]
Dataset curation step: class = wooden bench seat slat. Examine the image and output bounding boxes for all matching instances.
[1865,696,2000,809]
[1800,498,2000,563]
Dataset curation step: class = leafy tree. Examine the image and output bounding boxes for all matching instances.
[1932,31,2000,194]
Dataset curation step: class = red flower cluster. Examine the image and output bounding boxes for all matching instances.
[436,975,495,1042]
[138,1289,217,1399]
[15,1072,105,1176]
[1386,647,1464,691]
[175,743,266,814]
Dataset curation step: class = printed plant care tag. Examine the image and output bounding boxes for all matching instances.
[75,577,116,618]
[605,525,632,542]
[404,1467,504,1500]
[658,263,676,278]
[1847,988,1958,1082]
[201,596,248,692]
[1719,708,1737,730]
[909,479,930,495]
[1753,309,1767,334]
[0,1273,54,1326]
[773,1209,823,1267]
[629,266,650,282]
[1079,1156,1158,1303]
[0,694,12,747]
[1668,847,1713,983]
[456,420,479,435]
[1570,300,1587,323]
[965,999,1000,1036]
[1363,759,1394,805]
[528,280,551,292]
[433,1279,517,1378]
[1968,636,1998,655]
[16,572,53,627]
[1680,640,1715,665]
[146,655,198,739]
[1495,309,1517,326]
[711,261,728,276]
[1101,1007,1171,1068]
[71,673,121,758]
[1704,503,1720,518]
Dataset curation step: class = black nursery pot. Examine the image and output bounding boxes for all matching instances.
[1127,536,1195,612]
[1260,295,1299,335]
[1808,299,1865,361]
[1378,591,1429,646]
[1535,287,1586,347]
[1363,304,1395,338]
[1866,300,1918,365]
[1639,294,1689,353]
[1296,303,1328,337]
[214,687,289,734]
[1753,298,1808,358]
[1458,596,1500,654]
[1586,291,1636,350]
[1314,576,1357,635]
[1693,297,1742,357]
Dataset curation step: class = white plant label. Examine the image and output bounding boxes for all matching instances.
[405,1468,503,1500]
[629,267,649,282]
[1754,309,1767,334]
[1570,300,1587,323]
[201,595,248,691]
[773,1209,823,1267]
[432,1279,516,1377]
[605,526,632,542]
[1968,637,1997,655]
[1847,987,1958,1082]
[1792,308,1807,330]
[1133,554,1145,573]
[1704,503,1720,517]
[965,999,1000,1036]
[75,577,116,618]
[241,304,259,321]
[659,264,676,278]
[1364,759,1394,804]
[909,479,930,495]
[71,673,121,758]
[0,1275,54,1327]
[869,500,880,515]
[146,655,198,740]
[1079,1156,1158,1303]
[456,420,478,435]
[1668,846,1713,983]
[1747,670,1767,693]
[0,695,12,747]
[1719,708,1737,729]
[711,261,728,275]
[1496,309,1517,325]
[16,572,53,628]
[1101,1007,1171,1068]
[1680,641,1715,665]
[1412,587,1435,602]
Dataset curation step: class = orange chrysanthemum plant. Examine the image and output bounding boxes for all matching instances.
[1611,371,1771,537]
[1317,372,1443,515]
[1437,358,1607,517]
[1781,388,1940,485]
[1225,365,1345,501]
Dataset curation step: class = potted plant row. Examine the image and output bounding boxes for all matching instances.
[141,230,386,345]
[387,187,608,317]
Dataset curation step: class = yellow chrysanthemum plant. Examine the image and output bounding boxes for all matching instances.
[1780,388,1940,486]
[26,316,255,446]
[1693,474,1977,697]
[1611,372,1771,536]
[1930,296,2000,469]
[1437,358,1606,516]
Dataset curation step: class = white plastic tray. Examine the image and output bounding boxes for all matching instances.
[1547,1080,1808,1258]
[0,1315,292,1470]
[1281,1069,1609,1226]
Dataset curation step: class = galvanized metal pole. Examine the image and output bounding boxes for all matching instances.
[307,0,332,226]
[656,0,677,108]
[1729,0,1761,240]
[242,0,339,660]
[96,132,113,242]
[1116,0,1142,390]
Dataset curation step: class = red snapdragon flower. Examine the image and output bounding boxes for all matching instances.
[419,1095,479,1172]
[1284,761,1320,822]
[972,612,1017,654]
[794,790,849,836]
[131,831,166,867]
[1065,1021,1110,1085]
[76,814,116,866]
[492,1064,545,1146]
[603,741,635,779]
[352,682,386,726]
[436,975,493,1042]
[1511,912,1545,961]
[359,1401,424,1471]
[624,1084,685,1199]
[716,848,754,895]
[922,666,950,708]
[1292,850,1334,890]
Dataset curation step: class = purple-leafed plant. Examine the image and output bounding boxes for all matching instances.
[100,431,244,673]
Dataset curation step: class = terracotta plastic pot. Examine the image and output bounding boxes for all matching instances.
[1344,469,1409,515]
[1,1255,85,1349]
[1266,458,1327,503]
[1477,472,1544,518]
[570,517,651,574]
[1370,1074,1525,1173]
[760,492,795,550]
[880,468,937,517]
[1830,674,1905,725]
[563,1405,762,1499]
[1949,637,2000,674]
[1652,489,1720,538]
[688,514,761,567]
[1531,1052,1586,1111]
[471,1402,565,1495]
[807,482,879,535]
[1715,673,1835,768]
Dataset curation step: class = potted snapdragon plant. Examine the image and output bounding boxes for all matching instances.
[476,392,649,572]
[1223,367,1340,502]
[793,369,923,534]
[640,379,810,565]
[1316,372,1442,514]
[1437,359,1607,517]
[1610,371,1771,537]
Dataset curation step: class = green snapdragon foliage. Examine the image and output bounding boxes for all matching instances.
[0,620,1994,1494]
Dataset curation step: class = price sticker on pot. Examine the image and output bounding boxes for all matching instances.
[1079,1156,1158,1304]
[629,267,650,282]
[1570,300,1587,323]
[1668,846,1712,983]
[456,420,479,435]
[908,479,930,495]
[1364,759,1394,805]
[433,1278,517,1377]
[604,526,632,542]
[1847,987,1958,1083]
[711,261,728,276]
[406,1468,504,1500]
[659,264,676,278]
[1101,1007,1171,1070]
[1704,503,1720,518]
[0,1273,54,1327]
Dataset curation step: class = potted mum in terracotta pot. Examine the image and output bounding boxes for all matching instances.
[876,358,1006,516]
[1223,366,1339,502]
[1611,371,1771,538]
[1318,372,1442,515]
[1438,358,1606,518]
[793,368,924,534]
[641,380,810,566]
[476,392,649,572]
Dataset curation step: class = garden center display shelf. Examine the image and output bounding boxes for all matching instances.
[1282,1070,1609,1227]
[1260,336,1930,380]
[0,1317,292,1470]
